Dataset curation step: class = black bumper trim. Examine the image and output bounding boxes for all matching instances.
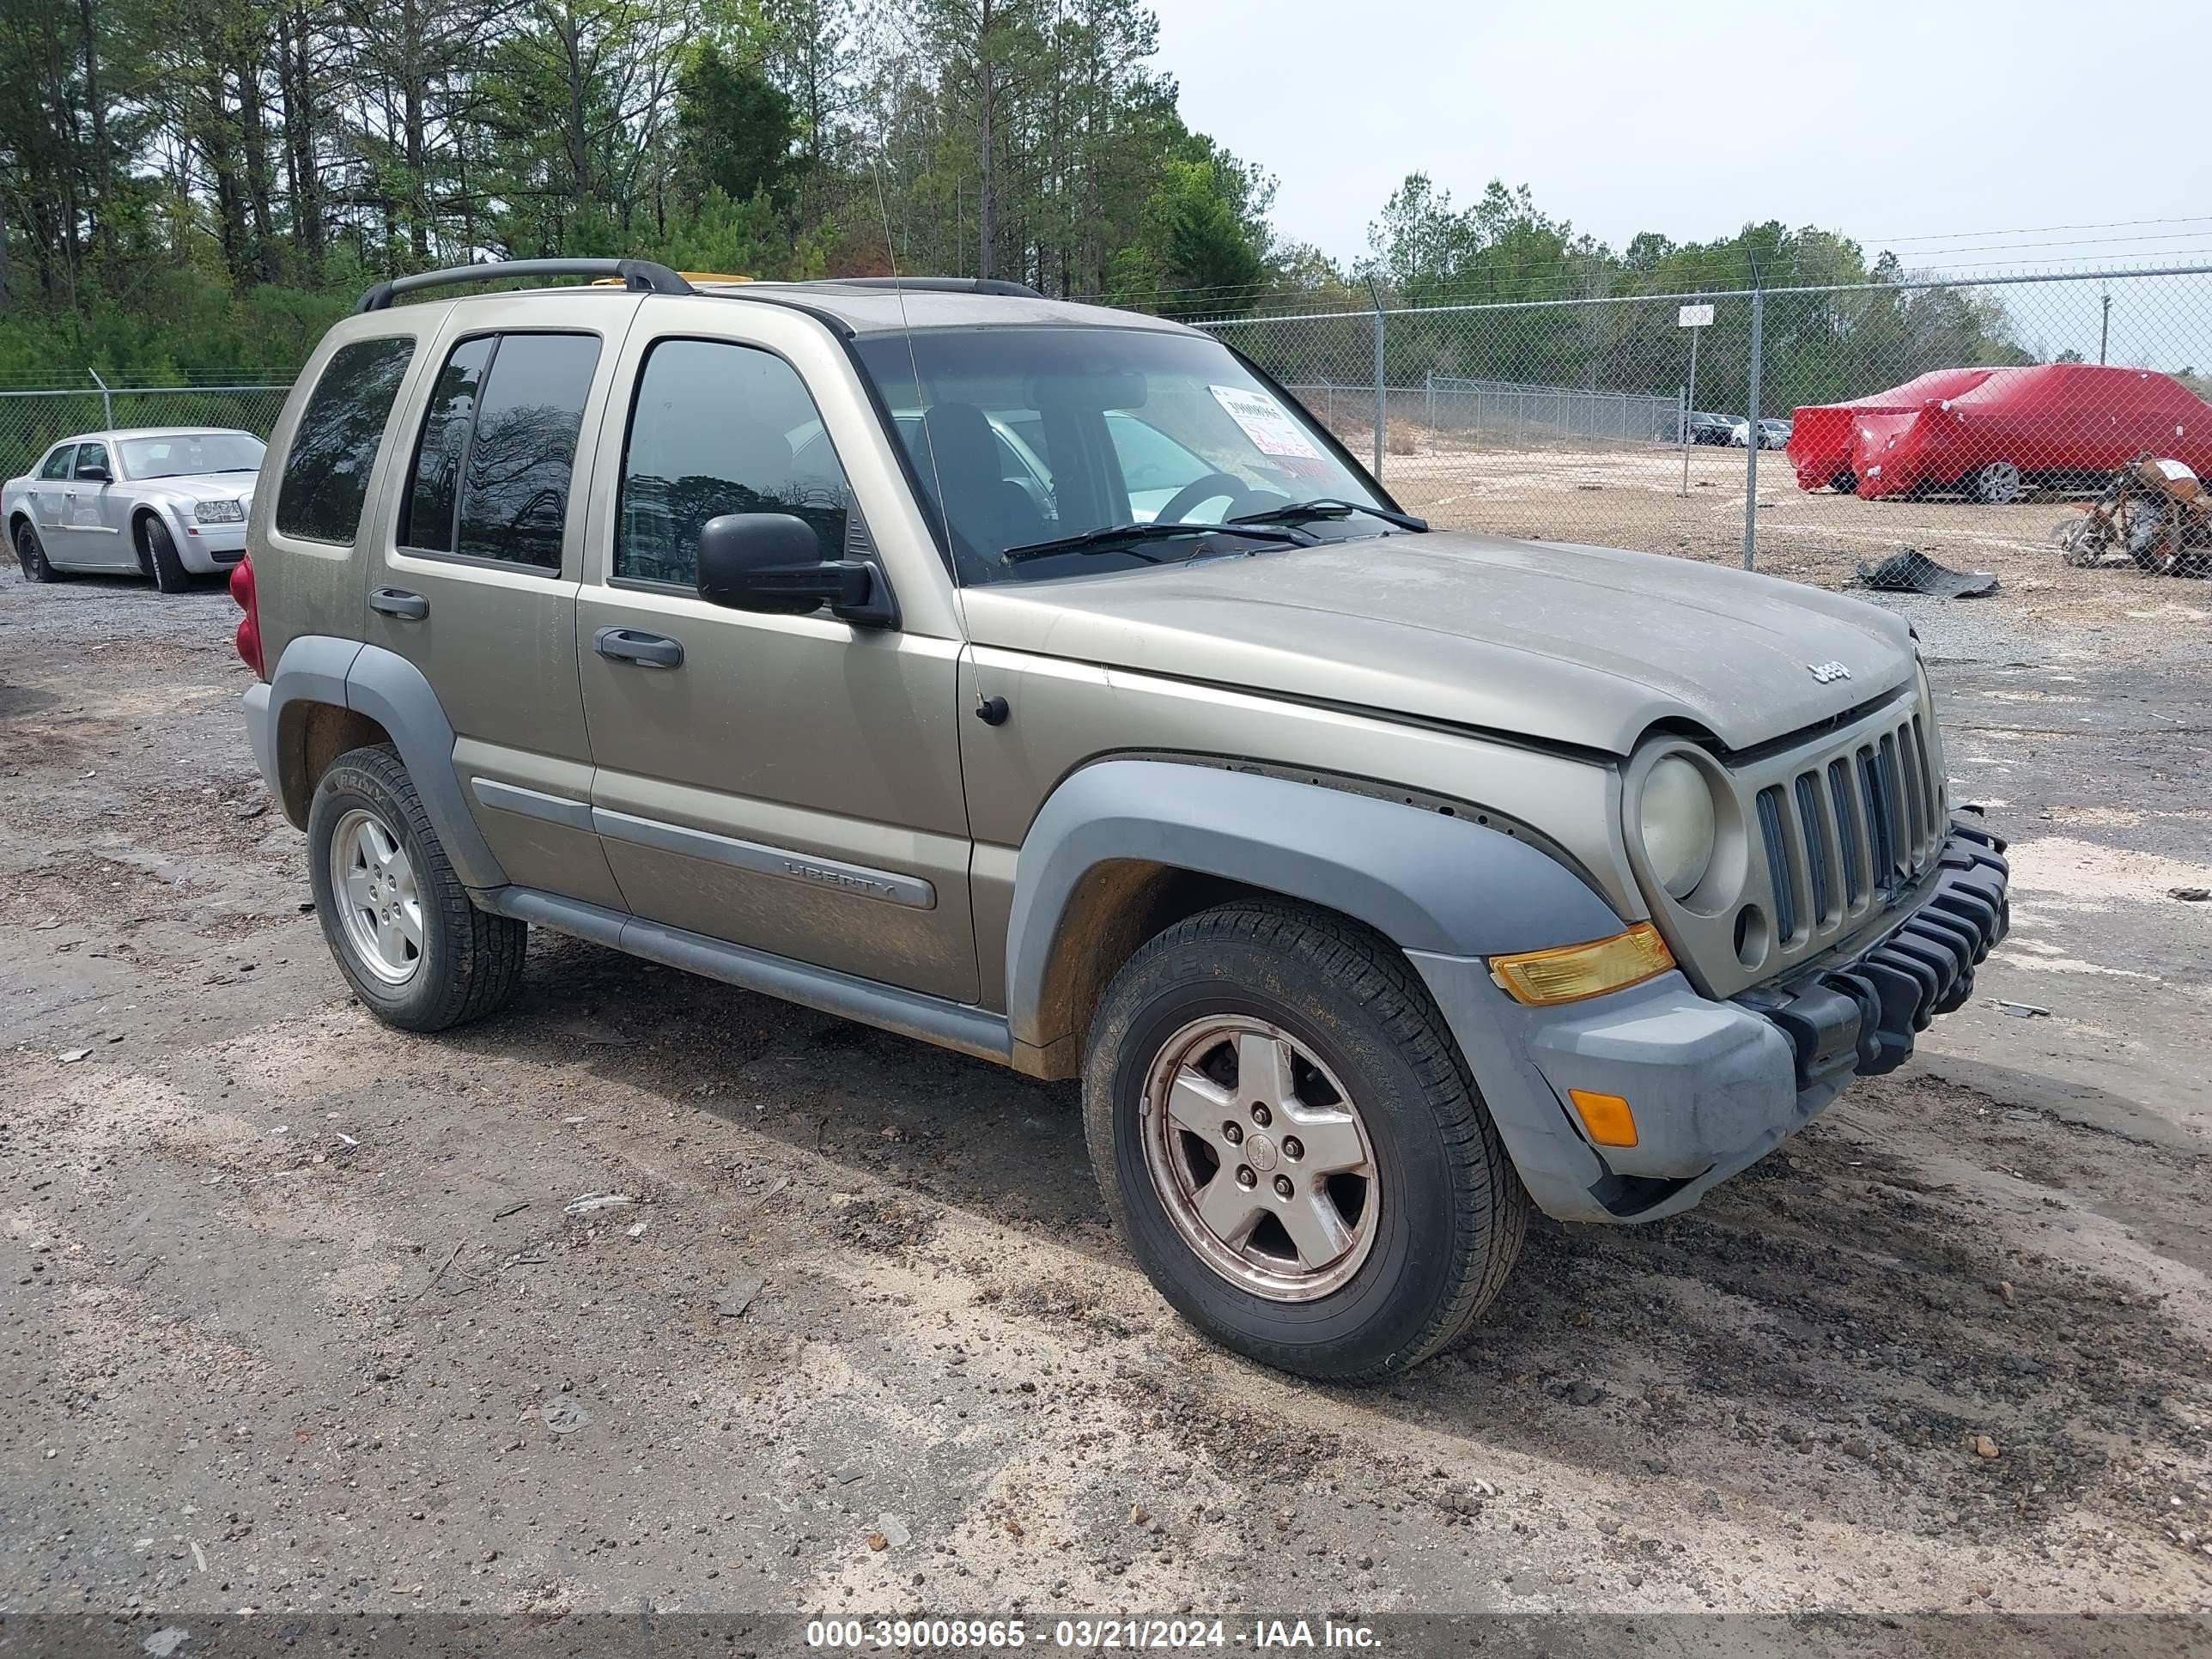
[1743,816,2010,1087]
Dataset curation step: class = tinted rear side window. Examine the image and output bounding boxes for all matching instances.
[454,333,600,569]
[40,446,76,480]
[400,336,495,552]
[276,337,416,545]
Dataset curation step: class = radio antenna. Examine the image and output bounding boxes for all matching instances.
[871,141,975,654]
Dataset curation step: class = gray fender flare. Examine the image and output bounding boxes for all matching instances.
[1003,758,1624,1051]
[261,635,507,891]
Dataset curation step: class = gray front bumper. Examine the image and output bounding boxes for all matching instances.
[1408,958,1812,1224]
[1411,816,2011,1226]
[179,521,248,574]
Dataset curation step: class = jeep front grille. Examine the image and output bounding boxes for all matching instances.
[1753,702,1943,962]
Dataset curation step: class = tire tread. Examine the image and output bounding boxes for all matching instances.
[140,516,190,594]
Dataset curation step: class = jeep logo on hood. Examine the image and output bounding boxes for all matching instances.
[1807,661,1852,684]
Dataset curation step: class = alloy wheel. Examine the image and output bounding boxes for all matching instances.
[329,806,424,984]
[1141,1016,1379,1301]
[1976,460,2025,504]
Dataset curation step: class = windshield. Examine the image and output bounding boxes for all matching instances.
[854,326,1390,583]
[118,432,265,480]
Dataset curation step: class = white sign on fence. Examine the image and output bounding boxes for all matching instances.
[1677,303,1715,329]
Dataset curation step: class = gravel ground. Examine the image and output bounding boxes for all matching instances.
[2,557,2209,1655]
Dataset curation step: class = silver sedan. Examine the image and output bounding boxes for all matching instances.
[4,427,264,592]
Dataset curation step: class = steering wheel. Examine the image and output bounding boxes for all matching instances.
[1153,471,1255,526]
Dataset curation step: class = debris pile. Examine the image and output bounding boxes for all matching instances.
[1855,547,1999,599]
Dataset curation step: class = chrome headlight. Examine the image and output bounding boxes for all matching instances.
[193,499,245,523]
[1637,755,1718,900]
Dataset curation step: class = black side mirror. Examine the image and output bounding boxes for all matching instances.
[695,513,893,627]
[76,463,111,483]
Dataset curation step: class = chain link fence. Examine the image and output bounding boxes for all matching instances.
[14,269,2212,592]
[0,377,296,482]
[1202,265,2212,588]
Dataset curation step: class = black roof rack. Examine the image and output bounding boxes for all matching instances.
[356,258,694,313]
[823,276,1046,299]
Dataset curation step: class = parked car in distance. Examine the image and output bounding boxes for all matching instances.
[1787,364,2212,502]
[1686,410,1735,445]
[1731,417,1790,450]
[234,259,2009,1382]
[5,427,265,591]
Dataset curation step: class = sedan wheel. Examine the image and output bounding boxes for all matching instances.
[1972,460,2026,505]
[15,520,53,581]
[1143,1016,1379,1301]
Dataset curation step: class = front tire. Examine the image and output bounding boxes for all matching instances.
[14,520,55,581]
[1083,901,1527,1382]
[307,744,526,1031]
[138,515,190,593]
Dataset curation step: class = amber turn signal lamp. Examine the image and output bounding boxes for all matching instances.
[1487,923,1674,1006]
[1567,1089,1639,1147]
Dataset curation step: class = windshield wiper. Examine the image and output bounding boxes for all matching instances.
[1230,498,1428,532]
[1000,520,1309,567]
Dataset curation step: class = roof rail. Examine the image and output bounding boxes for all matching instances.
[356,258,695,313]
[827,276,1046,300]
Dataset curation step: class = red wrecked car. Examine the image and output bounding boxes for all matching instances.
[1785,363,2212,503]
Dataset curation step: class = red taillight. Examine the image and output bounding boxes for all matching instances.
[230,555,265,681]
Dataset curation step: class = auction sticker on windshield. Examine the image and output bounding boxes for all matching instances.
[1210,385,1327,468]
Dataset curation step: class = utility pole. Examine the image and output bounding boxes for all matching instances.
[2099,292,2112,365]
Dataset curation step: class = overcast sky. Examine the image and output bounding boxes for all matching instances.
[1149,0,2212,281]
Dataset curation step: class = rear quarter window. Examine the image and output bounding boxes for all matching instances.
[276,337,417,545]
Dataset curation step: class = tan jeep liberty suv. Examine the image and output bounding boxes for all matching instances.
[234,258,2010,1381]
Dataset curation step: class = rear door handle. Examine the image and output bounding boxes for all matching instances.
[370,587,429,620]
[593,626,684,669]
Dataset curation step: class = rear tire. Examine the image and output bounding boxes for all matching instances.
[1083,900,1527,1382]
[1831,469,1857,495]
[138,515,190,593]
[307,743,526,1032]
[14,520,55,581]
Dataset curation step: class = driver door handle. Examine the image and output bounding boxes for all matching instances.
[370,587,428,620]
[593,626,684,669]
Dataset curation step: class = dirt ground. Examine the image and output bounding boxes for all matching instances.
[2,544,2209,1652]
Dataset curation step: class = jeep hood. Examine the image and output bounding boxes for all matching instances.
[957,531,1916,756]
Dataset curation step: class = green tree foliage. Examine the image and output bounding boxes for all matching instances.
[2,0,2030,416]
[677,41,798,212]
[1343,174,2034,416]
[1113,155,1263,316]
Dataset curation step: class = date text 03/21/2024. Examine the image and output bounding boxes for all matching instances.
[804,1617,1381,1650]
